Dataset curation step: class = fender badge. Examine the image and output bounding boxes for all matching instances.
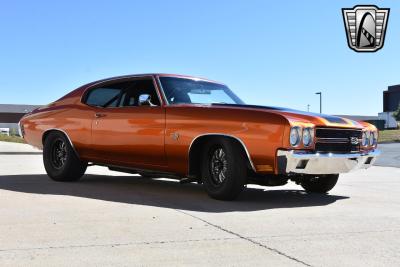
[171,132,179,141]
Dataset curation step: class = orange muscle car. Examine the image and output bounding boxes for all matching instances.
[20,74,380,200]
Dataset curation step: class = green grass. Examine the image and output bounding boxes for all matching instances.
[0,134,25,143]
[379,129,400,143]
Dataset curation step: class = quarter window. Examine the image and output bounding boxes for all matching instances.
[85,88,121,107]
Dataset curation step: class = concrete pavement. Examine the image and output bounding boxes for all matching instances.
[0,141,399,266]
[375,143,400,168]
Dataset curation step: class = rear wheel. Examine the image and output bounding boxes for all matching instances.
[43,131,87,182]
[201,138,247,200]
[300,174,339,193]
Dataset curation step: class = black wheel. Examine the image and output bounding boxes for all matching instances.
[43,131,87,182]
[201,138,247,200]
[300,174,339,194]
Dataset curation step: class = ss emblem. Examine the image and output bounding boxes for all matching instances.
[350,137,359,145]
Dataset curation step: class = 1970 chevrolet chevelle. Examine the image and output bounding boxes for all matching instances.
[20,74,380,200]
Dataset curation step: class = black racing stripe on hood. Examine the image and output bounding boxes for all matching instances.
[211,103,347,124]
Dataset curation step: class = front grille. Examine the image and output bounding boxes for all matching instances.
[315,128,362,153]
[315,142,360,153]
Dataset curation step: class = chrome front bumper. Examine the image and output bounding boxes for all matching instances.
[277,149,380,175]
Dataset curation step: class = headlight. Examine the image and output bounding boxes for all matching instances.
[290,126,302,147]
[302,127,313,147]
[361,131,369,147]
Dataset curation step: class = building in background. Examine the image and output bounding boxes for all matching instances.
[0,104,41,135]
[380,85,400,129]
[383,85,400,112]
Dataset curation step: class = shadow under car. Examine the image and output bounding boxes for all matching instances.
[0,174,349,212]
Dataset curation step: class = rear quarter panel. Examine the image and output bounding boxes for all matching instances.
[21,101,94,160]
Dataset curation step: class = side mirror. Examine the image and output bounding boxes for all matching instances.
[138,94,154,106]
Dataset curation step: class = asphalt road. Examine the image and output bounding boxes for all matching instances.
[0,141,399,266]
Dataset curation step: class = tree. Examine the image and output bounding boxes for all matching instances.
[9,128,18,136]
[393,104,400,121]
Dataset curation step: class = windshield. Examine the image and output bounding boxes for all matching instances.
[159,77,245,105]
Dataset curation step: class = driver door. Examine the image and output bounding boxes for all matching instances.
[85,77,166,168]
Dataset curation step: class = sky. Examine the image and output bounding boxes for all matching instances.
[0,0,399,115]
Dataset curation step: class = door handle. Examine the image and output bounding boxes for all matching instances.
[95,113,106,118]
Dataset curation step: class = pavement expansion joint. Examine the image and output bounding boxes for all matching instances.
[175,209,313,267]
[0,237,239,253]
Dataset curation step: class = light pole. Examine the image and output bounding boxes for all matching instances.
[315,92,322,113]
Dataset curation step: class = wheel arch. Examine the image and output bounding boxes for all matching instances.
[42,128,80,159]
[187,134,256,178]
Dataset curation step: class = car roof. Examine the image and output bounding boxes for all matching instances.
[87,73,225,87]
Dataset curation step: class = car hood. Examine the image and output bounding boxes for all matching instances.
[211,104,365,129]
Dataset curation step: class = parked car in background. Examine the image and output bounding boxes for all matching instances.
[0,128,10,136]
[19,74,380,200]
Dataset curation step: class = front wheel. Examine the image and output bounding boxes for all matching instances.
[300,174,339,194]
[43,131,87,182]
[201,138,247,200]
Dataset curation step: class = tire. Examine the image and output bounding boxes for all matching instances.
[201,137,247,200]
[43,131,87,182]
[300,174,339,194]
